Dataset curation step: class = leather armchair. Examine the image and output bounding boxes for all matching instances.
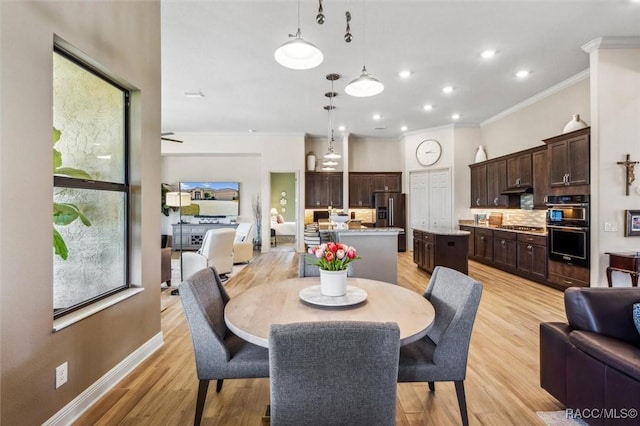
[540,287,640,425]
[182,228,235,279]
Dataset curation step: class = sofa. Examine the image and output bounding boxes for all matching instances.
[540,287,640,425]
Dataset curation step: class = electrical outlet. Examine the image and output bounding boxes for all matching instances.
[604,222,618,232]
[56,362,68,389]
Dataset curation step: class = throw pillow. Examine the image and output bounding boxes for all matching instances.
[277,214,284,224]
[634,304,640,335]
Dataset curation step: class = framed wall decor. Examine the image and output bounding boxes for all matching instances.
[625,210,640,236]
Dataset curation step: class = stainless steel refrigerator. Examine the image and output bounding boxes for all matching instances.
[372,192,406,252]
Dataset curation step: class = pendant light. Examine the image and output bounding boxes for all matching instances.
[345,1,384,97]
[275,0,323,70]
[323,74,341,160]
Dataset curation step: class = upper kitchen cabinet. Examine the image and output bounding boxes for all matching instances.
[532,146,549,208]
[349,174,372,208]
[305,172,343,209]
[544,128,590,193]
[370,173,401,192]
[348,172,401,208]
[506,152,532,189]
[470,163,488,208]
[487,159,509,207]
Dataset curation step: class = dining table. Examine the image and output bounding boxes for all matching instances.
[224,277,436,348]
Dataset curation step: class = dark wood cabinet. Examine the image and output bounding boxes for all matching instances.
[487,160,509,207]
[506,153,532,189]
[493,230,517,270]
[548,259,589,289]
[413,229,468,274]
[544,128,590,189]
[305,172,343,208]
[516,233,547,280]
[459,225,475,257]
[474,228,493,262]
[470,164,488,208]
[532,147,549,208]
[349,174,372,207]
[348,172,401,208]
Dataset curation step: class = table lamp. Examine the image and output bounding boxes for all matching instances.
[270,208,279,216]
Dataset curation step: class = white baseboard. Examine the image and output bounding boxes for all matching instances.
[43,332,164,426]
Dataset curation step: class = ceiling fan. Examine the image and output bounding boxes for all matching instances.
[161,132,183,143]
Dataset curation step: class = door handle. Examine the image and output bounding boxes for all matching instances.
[390,198,394,225]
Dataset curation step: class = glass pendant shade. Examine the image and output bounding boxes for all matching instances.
[345,66,384,97]
[274,29,323,70]
[323,159,338,166]
[324,147,341,159]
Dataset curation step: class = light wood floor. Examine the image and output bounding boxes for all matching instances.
[76,252,566,425]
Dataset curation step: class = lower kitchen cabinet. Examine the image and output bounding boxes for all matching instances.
[547,259,589,289]
[516,233,547,281]
[493,230,517,271]
[462,225,551,286]
[474,228,493,262]
[413,229,468,275]
[459,225,475,257]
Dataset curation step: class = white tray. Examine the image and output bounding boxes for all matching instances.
[299,285,368,307]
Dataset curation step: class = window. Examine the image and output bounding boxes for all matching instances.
[53,48,130,318]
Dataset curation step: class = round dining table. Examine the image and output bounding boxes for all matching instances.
[224,277,435,348]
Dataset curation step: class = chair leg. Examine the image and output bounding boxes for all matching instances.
[166,280,171,286]
[216,379,224,392]
[428,381,435,392]
[194,380,209,426]
[454,380,469,426]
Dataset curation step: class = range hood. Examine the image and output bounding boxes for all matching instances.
[501,186,533,195]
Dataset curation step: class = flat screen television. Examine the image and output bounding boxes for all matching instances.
[179,181,240,217]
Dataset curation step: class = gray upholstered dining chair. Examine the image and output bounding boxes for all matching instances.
[298,254,353,277]
[397,266,483,426]
[268,321,400,426]
[180,267,269,426]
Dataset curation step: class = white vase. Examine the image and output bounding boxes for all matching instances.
[474,145,488,163]
[306,152,317,172]
[562,114,588,134]
[319,269,347,296]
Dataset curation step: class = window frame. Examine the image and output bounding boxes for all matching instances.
[53,46,131,320]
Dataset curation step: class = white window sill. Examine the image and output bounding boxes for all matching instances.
[53,287,144,332]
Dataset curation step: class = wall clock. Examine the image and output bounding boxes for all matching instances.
[416,139,442,166]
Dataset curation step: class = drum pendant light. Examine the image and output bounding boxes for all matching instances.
[274,0,323,70]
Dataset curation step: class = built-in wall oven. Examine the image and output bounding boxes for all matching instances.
[546,194,590,267]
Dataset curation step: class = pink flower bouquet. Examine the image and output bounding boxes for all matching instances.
[308,242,360,271]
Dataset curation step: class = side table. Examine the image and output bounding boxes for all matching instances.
[605,252,640,287]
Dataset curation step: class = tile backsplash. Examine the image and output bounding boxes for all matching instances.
[469,208,546,227]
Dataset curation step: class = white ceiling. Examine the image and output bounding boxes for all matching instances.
[161,0,640,140]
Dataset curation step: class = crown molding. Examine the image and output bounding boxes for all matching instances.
[582,37,640,53]
[481,69,590,127]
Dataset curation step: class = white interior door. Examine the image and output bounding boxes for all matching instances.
[428,169,452,228]
[410,171,429,228]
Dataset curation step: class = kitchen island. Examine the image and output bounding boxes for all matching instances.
[412,227,470,274]
[329,227,403,284]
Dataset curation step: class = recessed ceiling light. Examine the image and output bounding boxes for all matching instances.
[184,91,205,98]
[442,86,454,94]
[516,70,530,79]
[481,49,496,59]
[373,114,382,120]
[398,70,412,79]
[96,155,112,160]
[451,113,460,120]
[338,125,346,131]
[400,126,408,132]
[423,104,433,111]
[248,129,256,133]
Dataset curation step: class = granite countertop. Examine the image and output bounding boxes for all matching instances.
[412,226,471,236]
[327,227,404,234]
[458,221,548,236]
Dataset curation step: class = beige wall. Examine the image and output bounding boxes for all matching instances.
[480,77,591,158]
[588,44,640,287]
[0,2,161,424]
